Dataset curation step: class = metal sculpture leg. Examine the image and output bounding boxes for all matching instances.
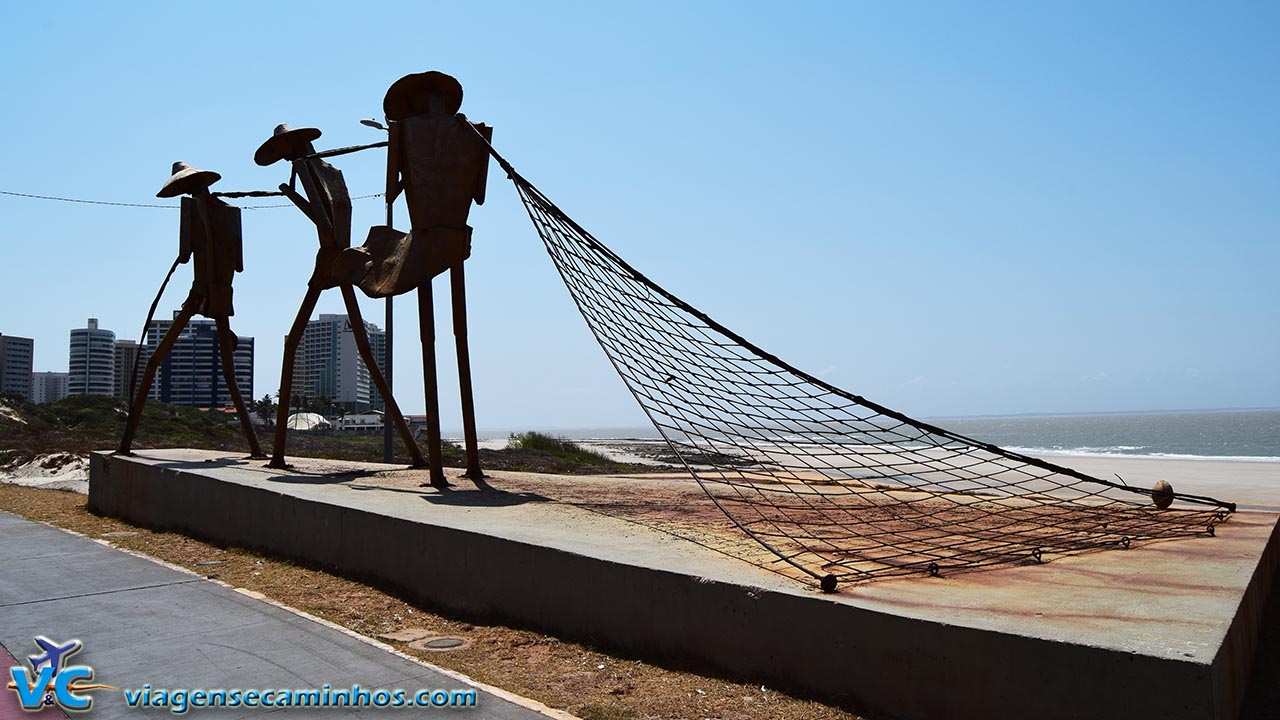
[417,283,449,488]
[117,303,197,456]
[215,316,265,458]
[341,286,427,469]
[270,286,322,469]
[449,264,483,481]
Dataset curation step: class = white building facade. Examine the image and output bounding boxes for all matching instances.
[69,319,116,396]
[31,371,70,404]
[291,314,386,413]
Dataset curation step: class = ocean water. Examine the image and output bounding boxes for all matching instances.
[933,409,1280,462]
[562,409,1280,462]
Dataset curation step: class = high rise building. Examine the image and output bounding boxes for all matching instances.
[146,312,254,408]
[31,372,70,404]
[69,319,115,396]
[113,340,148,401]
[0,333,34,400]
[291,314,386,413]
[367,325,387,412]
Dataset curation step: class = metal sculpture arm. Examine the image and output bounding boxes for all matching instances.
[277,182,329,232]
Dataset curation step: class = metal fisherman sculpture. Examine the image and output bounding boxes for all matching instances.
[254,124,428,470]
[339,71,492,487]
[117,162,265,458]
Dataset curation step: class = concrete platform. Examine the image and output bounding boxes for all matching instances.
[88,450,1280,720]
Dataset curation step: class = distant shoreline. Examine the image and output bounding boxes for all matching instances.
[1010,448,1280,463]
[469,436,1280,465]
[924,406,1280,421]
[465,406,1280,436]
[457,407,1280,463]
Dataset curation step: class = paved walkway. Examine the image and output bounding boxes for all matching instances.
[0,511,569,720]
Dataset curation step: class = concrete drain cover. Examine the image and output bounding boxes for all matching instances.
[408,637,467,651]
[102,531,138,538]
[424,637,465,649]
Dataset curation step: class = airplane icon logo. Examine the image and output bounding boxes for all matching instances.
[28,636,82,675]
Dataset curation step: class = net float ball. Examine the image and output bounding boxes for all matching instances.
[1151,479,1174,509]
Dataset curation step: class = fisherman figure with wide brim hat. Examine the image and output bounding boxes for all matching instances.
[253,122,427,470]
[117,162,265,458]
[336,70,493,487]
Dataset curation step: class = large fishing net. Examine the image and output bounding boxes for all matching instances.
[481,140,1235,591]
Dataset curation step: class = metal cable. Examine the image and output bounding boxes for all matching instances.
[1,189,383,211]
[0,190,177,209]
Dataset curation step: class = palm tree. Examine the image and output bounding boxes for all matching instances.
[253,394,276,427]
[313,395,336,420]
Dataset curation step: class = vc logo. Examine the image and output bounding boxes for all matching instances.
[6,636,114,712]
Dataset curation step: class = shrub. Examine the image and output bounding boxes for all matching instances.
[507,431,614,466]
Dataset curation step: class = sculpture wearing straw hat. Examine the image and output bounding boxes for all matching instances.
[254,123,427,471]
[339,70,492,487]
[117,162,265,458]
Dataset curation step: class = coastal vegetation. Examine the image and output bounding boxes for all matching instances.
[0,394,241,455]
[507,431,616,466]
[0,394,659,475]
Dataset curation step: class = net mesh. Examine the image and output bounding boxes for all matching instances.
[497,162,1234,589]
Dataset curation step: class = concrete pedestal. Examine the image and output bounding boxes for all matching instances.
[89,450,1279,720]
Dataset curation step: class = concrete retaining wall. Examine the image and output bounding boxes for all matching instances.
[89,452,1275,720]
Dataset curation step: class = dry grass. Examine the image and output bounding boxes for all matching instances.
[0,484,865,720]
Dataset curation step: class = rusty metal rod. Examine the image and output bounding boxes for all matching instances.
[304,141,388,160]
[215,316,265,458]
[212,190,286,198]
[451,263,483,480]
[128,255,181,403]
[117,302,198,455]
[459,116,517,178]
[383,192,395,464]
[341,286,426,468]
[418,284,448,488]
[270,286,322,469]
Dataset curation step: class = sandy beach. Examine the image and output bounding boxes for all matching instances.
[1027,453,1280,509]
[558,437,1280,514]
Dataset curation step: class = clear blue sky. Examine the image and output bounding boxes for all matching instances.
[1,2,1276,430]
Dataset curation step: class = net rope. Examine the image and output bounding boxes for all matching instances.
[481,138,1235,589]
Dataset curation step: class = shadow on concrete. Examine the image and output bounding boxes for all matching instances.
[134,456,388,485]
[258,468,384,484]
[141,456,256,471]
[422,489,550,508]
[1240,568,1280,719]
[343,482,550,507]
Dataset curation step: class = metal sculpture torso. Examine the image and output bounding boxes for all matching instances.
[179,194,241,317]
[396,112,491,230]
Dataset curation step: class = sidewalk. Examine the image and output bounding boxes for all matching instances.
[0,511,572,720]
